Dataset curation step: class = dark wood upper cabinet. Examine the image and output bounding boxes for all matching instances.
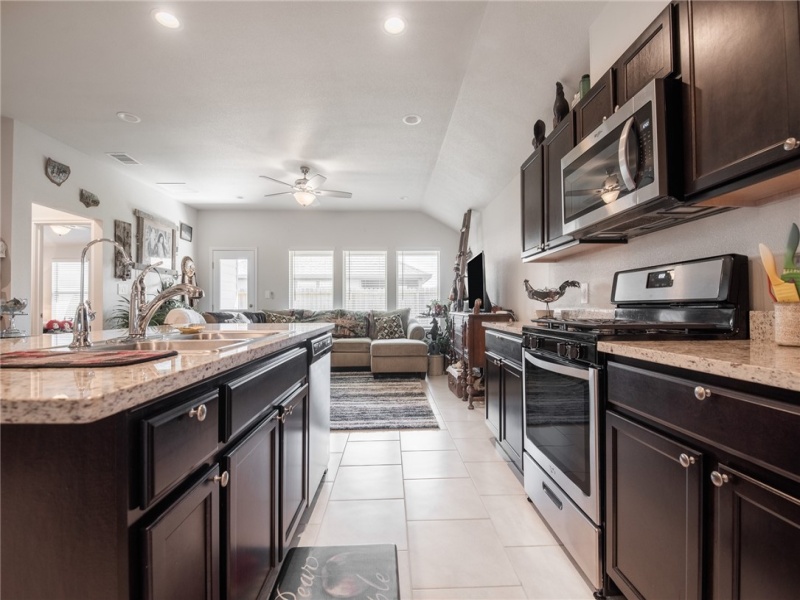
[679,1,800,196]
[575,69,615,142]
[543,112,575,249]
[520,148,544,258]
[606,411,703,600]
[615,4,676,106]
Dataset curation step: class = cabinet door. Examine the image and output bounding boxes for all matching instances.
[279,384,309,559]
[615,4,675,105]
[142,465,221,600]
[713,465,800,600]
[484,352,502,439]
[575,69,615,142]
[606,412,702,600]
[681,1,800,195]
[521,148,544,258]
[501,361,524,470]
[543,113,575,249]
[223,410,280,600]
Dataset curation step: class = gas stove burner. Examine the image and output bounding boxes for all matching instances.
[528,317,728,337]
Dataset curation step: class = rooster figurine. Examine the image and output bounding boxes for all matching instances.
[523,280,580,317]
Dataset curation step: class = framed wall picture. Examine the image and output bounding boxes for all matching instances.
[134,209,177,271]
[180,222,193,242]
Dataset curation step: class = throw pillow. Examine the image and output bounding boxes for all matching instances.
[369,308,411,338]
[333,310,369,338]
[226,312,251,324]
[263,311,298,323]
[374,314,405,339]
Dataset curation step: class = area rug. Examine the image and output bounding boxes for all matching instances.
[330,372,439,430]
[270,544,399,600]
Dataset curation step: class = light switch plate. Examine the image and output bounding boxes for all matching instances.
[580,282,589,304]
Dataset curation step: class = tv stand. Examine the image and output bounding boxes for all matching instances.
[449,311,512,409]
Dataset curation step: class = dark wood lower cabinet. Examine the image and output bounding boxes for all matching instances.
[279,384,309,559]
[484,330,524,473]
[606,411,703,600]
[713,465,800,600]
[500,361,523,467]
[223,410,280,600]
[142,465,221,600]
[484,354,502,438]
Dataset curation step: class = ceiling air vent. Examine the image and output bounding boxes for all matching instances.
[106,152,140,165]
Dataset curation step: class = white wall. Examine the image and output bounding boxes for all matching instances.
[478,1,800,319]
[0,119,199,331]
[195,210,460,313]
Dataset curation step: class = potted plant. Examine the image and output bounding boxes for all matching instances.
[425,300,451,376]
[107,277,189,330]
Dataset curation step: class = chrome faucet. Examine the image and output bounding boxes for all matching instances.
[70,238,133,349]
[127,263,204,338]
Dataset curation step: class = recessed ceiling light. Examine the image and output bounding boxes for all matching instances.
[384,16,406,35]
[402,114,422,126]
[116,112,141,124]
[400,196,409,201]
[152,9,181,29]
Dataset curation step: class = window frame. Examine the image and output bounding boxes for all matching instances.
[342,250,388,311]
[396,249,441,317]
[289,249,335,310]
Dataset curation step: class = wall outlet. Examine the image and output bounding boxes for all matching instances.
[580,282,589,304]
[117,283,131,295]
[264,290,275,300]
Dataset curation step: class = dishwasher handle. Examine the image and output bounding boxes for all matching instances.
[309,334,333,361]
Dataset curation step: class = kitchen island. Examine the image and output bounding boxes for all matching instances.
[1,322,333,600]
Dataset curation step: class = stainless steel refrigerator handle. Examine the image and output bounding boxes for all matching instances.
[618,116,637,191]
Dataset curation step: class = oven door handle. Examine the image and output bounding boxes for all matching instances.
[525,353,591,381]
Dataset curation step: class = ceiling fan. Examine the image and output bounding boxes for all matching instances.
[260,166,353,207]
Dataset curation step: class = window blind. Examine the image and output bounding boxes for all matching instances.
[290,250,334,310]
[51,260,87,321]
[396,251,440,317]
[343,251,387,311]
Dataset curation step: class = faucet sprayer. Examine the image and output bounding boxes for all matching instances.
[69,238,133,349]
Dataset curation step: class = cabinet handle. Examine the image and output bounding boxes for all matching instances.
[679,453,695,468]
[784,137,799,151]
[710,471,730,487]
[693,386,711,401]
[188,404,207,421]
[277,413,286,423]
[211,470,229,488]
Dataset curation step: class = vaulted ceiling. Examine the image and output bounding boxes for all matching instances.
[1,1,604,230]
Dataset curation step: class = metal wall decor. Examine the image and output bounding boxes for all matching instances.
[45,158,71,186]
[114,220,132,280]
[134,209,177,272]
[79,189,100,208]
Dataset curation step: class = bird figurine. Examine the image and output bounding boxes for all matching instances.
[553,82,569,129]
[532,120,546,148]
[523,280,580,317]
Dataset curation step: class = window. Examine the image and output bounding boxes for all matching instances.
[343,251,387,311]
[51,260,88,320]
[212,249,256,311]
[290,250,334,310]
[397,251,440,317]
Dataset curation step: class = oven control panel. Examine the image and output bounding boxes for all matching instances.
[523,331,598,367]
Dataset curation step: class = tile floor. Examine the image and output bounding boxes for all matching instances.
[297,374,595,600]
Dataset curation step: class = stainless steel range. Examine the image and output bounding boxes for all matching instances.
[521,254,749,595]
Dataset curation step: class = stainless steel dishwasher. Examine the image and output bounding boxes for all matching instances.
[307,333,332,500]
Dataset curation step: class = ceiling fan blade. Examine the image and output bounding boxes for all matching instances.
[259,175,294,188]
[264,191,293,197]
[564,188,603,197]
[305,174,327,190]
[315,189,352,198]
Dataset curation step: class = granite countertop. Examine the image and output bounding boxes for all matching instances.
[0,323,333,425]
[482,321,524,336]
[599,340,800,393]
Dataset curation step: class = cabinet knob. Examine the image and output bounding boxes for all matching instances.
[211,470,229,488]
[784,137,799,151]
[710,471,730,487]
[693,386,711,401]
[188,404,207,421]
[679,453,696,468]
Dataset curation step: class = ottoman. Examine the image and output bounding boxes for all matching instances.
[370,339,428,377]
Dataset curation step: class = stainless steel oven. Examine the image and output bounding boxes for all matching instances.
[522,336,603,591]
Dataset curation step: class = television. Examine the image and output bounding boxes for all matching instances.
[466,252,492,312]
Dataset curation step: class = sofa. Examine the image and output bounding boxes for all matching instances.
[201,307,429,376]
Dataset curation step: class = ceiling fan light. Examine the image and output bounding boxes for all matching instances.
[383,16,406,35]
[293,191,316,206]
[601,189,620,204]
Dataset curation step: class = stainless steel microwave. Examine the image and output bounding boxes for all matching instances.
[561,78,727,240]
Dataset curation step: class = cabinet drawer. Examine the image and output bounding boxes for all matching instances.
[142,391,220,507]
[223,347,307,441]
[607,362,800,483]
[485,330,522,365]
